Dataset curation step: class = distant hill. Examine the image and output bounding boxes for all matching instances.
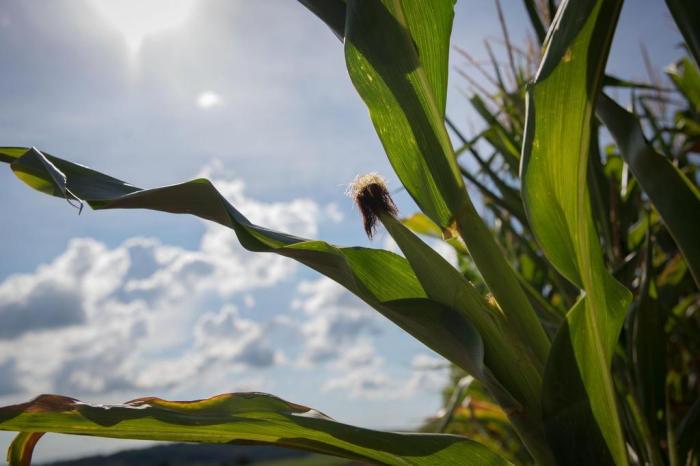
[39,443,364,466]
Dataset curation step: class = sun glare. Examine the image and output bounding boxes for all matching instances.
[89,0,195,54]
[197,92,222,108]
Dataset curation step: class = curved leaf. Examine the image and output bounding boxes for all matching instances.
[0,146,484,380]
[597,92,700,287]
[665,0,700,66]
[297,0,346,40]
[7,432,43,466]
[0,393,511,466]
[520,0,631,464]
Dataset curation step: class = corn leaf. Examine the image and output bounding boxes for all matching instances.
[665,0,700,66]
[6,432,43,466]
[597,93,700,287]
[297,0,346,40]
[343,0,550,377]
[667,57,700,112]
[379,213,553,465]
[520,0,631,464]
[343,0,460,227]
[0,146,484,380]
[0,394,511,466]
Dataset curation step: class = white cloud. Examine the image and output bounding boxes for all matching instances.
[0,169,336,401]
[0,166,449,407]
[292,277,380,366]
[322,349,448,401]
[289,277,449,401]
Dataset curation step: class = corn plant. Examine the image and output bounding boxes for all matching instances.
[1,1,699,465]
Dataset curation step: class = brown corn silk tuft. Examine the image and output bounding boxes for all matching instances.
[347,173,398,238]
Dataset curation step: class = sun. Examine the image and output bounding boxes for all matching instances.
[89,0,195,54]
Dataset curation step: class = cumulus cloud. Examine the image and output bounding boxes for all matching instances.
[322,351,449,400]
[0,166,448,406]
[0,359,22,396]
[0,169,339,399]
[291,277,380,365]
[289,277,449,400]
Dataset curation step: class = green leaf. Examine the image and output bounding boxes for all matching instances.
[343,0,550,381]
[0,394,511,466]
[379,213,553,465]
[597,93,700,288]
[667,57,700,113]
[343,0,461,227]
[470,94,520,172]
[0,146,484,381]
[520,0,631,464]
[665,0,700,66]
[401,212,468,254]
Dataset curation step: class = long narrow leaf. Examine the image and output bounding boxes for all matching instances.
[379,213,553,464]
[0,147,485,380]
[0,393,511,466]
[665,0,700,66]
[343,0,459,227]
[6,432,43,466]
[597,93,700,287]
[520,0,631,464]
[343,0,550,380]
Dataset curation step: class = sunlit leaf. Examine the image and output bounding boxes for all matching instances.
[667,57,700,112]
[0,393,511,466]
[343,0,459,227]
[343,1,550,388]
[520,0,631,464]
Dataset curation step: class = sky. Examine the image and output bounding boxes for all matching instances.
[0,0,685,462]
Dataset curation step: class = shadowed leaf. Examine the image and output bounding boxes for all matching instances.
[597,93,700,287]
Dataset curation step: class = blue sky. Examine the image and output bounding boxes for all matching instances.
[0,0,684,462]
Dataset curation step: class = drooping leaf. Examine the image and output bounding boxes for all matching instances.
[520,0,631,464]
[0,147,484,380]
[0,393,511,466]
[597,93,700,287]
[297,0,347,40]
